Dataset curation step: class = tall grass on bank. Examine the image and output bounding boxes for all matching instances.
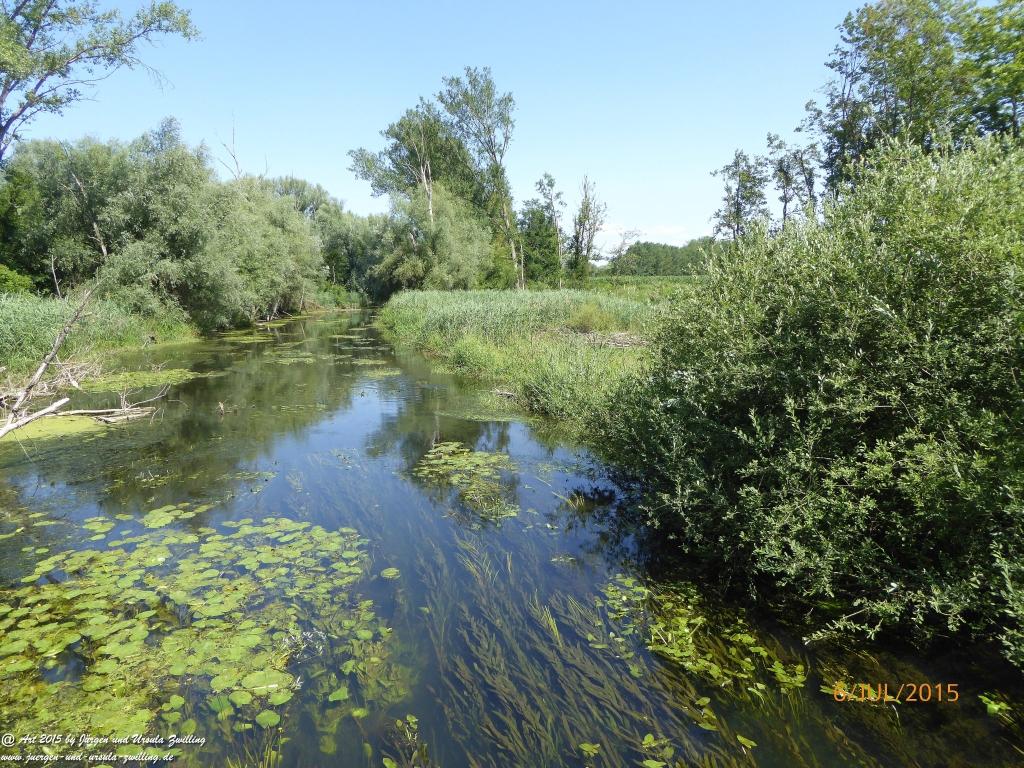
[378,290,651,424]
[0,293,195,377]
[587,274,698,304]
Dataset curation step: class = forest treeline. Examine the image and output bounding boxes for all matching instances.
[0,63,701,337]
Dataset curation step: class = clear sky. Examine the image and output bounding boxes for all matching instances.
[25,0,856,249]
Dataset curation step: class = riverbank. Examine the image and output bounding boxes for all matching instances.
[1,288,365,382]
[379,131,1024,683]
[0,293,197,378]
[377,289,652,425]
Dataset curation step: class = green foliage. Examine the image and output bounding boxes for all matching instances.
[0,1,198,162]
[607,239,716,276]
[368,184,491,300]
[518,199,561,285]
[598,136,1024,663]
[379,289,648,344]
[810,0,1024,188]
[0,263,31,293]
[414,442,517,523]
[378,289,649,427]
[0,512,395,747]
[587,275,698,304]
[0,121,328,331]
[712,149,768,240]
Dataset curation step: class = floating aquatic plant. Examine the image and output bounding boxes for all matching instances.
[79,367,206,392]
[0,514,402,764]
[413,442,518,523]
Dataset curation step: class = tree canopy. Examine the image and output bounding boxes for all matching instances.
[0,1,198,163]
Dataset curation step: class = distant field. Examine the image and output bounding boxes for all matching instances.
[587,274,698,303]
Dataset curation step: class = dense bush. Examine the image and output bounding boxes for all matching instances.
[0,120,327,331]
[597,137,1024,662]
[0,264,32,294]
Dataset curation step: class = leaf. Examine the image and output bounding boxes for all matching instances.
[241,669,293,694]
[328,684,349,702]
[641,761,667,768]
[578,742,601,757]
[737,735,757,749]
[380,567,400,580]
[268,690,293,706]
[255,710,280,728]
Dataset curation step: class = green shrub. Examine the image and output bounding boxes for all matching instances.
[0,264,33,294]
[597,137,1024,662]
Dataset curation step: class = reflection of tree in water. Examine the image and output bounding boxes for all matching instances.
[0,315,368,519]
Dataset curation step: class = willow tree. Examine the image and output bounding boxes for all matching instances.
[0,1,198,163]
[348,102,479,226]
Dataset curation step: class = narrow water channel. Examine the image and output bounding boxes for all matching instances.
[1,312,1021,767]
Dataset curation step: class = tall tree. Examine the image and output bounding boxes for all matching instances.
[437,66,524,288]
[810,0,971,188]
[517,199,560,285]
[0,1,198,163]
[566,176,605,280]
[764,133,820,223]
[712,150,768,241]
[348,102,479,224]
[535,172,564,281]
[959,0,1024,139]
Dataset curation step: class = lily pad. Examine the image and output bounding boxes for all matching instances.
[255,710,281,728]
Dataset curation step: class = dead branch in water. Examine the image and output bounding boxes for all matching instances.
[0,291,169,440]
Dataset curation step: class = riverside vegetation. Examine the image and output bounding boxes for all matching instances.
[2,0,1024,765]
[383,136,1024,686]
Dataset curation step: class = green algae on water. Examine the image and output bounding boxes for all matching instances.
[0,414,106,443]
[79,367,205,393]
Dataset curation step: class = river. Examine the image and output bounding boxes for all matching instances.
[0,312,1021,767]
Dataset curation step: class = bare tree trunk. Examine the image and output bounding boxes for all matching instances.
[7,286,93,417]
[501,202,524,289]
[0,286,94,439]
[50,253,62,299]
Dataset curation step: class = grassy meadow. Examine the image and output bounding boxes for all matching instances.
[377,289,657,424]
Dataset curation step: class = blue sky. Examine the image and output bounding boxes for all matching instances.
[26,0,856,248]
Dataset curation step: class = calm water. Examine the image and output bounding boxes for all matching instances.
[1,312,1022,767]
